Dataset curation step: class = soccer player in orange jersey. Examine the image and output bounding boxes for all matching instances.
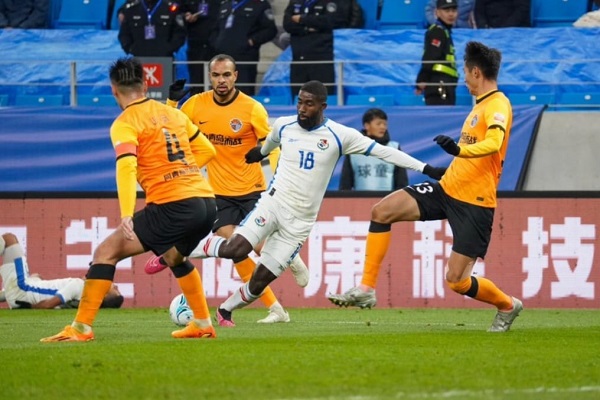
[328,41,523,332]
[144,54,309,325]
[41,57,219,342]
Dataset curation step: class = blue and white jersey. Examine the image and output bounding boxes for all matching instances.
[0,257,84,309]
[262,116,426,220]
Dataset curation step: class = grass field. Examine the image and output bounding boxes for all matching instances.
[1,307,599,400]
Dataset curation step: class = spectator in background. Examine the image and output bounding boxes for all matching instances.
[210,0,277,96]
[118,0,186,58]
[336,0,365,29]
[181,0,219,94]
[283,0,340,100]
[416,0,459,106]
[115,0,136,27]
[425,0,474,28]
[475,0,530,28]
[339,108,408,191]
[0,0,49,29]
[574,0,600,27]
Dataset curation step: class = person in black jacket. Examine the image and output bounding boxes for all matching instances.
[210,0,277,96]
[0,0,49,28]
[339,108,408,191]
[180,0,220,93]
[283,0,344,99]
[416,0,459,106]
[118,0,186,58]
[475,0,531,28]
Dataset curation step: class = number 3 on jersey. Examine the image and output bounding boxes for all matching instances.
[298,150,314,170]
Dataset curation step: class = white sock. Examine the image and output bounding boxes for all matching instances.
[189,236,224,258]
[270,301,284,312]
[0,290,6,302]
[0,235,5,256]
[193,318,212,328]
[221,283,259,311]
[71,321,92,334]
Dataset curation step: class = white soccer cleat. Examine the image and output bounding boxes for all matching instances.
[488,297,523,332]
[288,256,309,288]
[257,305,290,324]
[327,286,377,309]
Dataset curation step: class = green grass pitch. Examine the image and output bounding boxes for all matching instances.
[1,307,599,400]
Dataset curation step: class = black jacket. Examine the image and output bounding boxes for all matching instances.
[212,0,277,61]
[0,0,48,28]
[475,0,531,28]
[118,0,186,57]
[283,0,341,60]
[416,21,458,97]
[180,0,220,47]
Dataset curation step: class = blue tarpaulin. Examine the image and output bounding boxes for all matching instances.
[0,105,543,192]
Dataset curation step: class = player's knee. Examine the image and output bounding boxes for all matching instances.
[446,276,478,298]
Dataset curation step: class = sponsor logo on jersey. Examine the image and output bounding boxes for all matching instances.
[317,139,329,150]
[230,118,243,132]
[470,114,478,127]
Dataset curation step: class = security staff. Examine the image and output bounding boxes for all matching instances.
[180,0,220,93]
[416,0,459,106]
[211,0,277,96]
[283,0,342,99]
[118,0,186,58]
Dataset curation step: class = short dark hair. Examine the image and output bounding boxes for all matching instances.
[109,57,144,90]
[362,108,388,124]
[463,41,502,81]
[100,295,124,309]
[209,54,237,70]
[299,80,328,103]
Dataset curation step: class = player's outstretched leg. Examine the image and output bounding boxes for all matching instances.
[327,286,377,309]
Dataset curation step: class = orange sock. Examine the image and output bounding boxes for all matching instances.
[74,279,112,326]
[234,257,277,308]
[176,267,210,320]
[360,229,392,289]
[473,276,513,310]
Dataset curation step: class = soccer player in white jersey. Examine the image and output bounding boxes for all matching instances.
[0,232,123,309]
[198,80,446,325]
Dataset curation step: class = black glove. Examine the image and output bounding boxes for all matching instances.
[15,300,32,309]
[245,146,267,164]
[423,164,447,180]
[169,79,191,102]
[434,135,460,156]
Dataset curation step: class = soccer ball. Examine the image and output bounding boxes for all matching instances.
[169,294,194,326]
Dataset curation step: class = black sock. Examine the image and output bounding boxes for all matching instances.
[218,308,232,321]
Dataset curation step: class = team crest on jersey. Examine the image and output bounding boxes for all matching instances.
[230,118,243,132]
[317,139,329,150]
[254,216,266,227]
[470,114,478,127]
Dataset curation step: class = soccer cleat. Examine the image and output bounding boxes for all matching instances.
[327,286,377,309]
[216,308,236,327]
[488,297,523,332]
[257,306,291,324]
[40,325,95,343]
[171,321,216,339]
[288,258,309,288]
[144,255,168,275]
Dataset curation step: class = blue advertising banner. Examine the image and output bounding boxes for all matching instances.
[0,105,542,192]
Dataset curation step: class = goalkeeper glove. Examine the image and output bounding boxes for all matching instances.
[423,164,447,180]
[169,79,191,102]
[434,135,460,156]
[245,146,267,163]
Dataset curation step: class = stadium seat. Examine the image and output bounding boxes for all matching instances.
[0,94,9,106]
[379,0,428,30]
[15,95,64,106]
[394,93,425,106]
[253,95,291,106]
[357,0,380,29]
[531,0,589,27]
[78,95,116,106]
[54,0,110,29]
[509,93,554,105]
[291,95,339,105]
[557,92,600,106]
[346,94,395,106]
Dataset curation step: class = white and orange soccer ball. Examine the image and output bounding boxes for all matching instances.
[169,294,194,326]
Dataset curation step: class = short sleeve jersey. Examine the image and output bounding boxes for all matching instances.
[110,98,214,204]
[440,90,512,208]
[180,90,271,196]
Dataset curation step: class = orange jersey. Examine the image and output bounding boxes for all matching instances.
[440,90,512,208]
[180,90,271,196]
[110,98,215,207]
